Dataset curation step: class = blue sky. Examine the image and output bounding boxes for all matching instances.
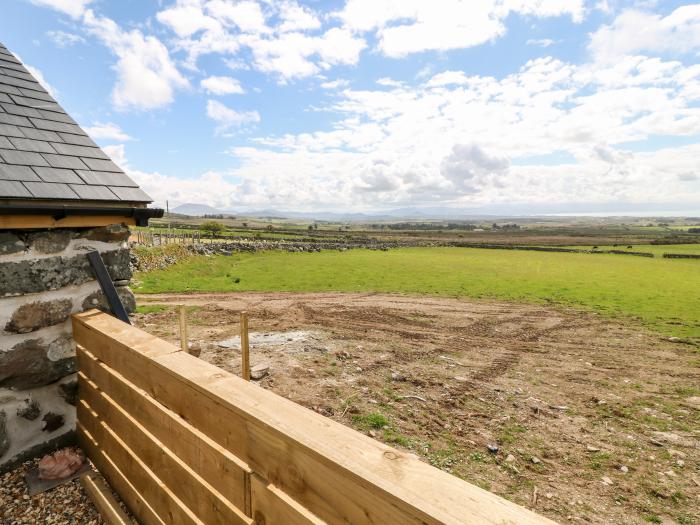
[1,0,699,214]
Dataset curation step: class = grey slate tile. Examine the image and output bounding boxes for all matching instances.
[9,137,56,154]
[10,94,62,112]
[76,170,138,187]
[42,153,89,170]
[32,166,83,184]
[109,186,152,202]
[0,59,27,73]
[0,68,35,82]
[0,149,49,166]
[58,132,96,147]
[0,179,32,197]
[0,113,31,127]
[0,73,43,92]
[17,88,55,102]
[70,184,118,200]
[80,158,122,172]
[51,142,109,159]
[0,93,11,104]
[18,127,62,142]
[29,117,84,135]
[0,52,20,65]
[37,109,76,125]
[0,136,13,149]
[0,123,25,138]
[1,103,41,118]
[0,163,40,181]
[23,181,79,199]
[0,83,22,96]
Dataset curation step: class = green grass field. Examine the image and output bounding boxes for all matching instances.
[560,244,700,256]
[134,247,700,339]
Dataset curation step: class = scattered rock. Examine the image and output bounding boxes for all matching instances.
[0,232,26,255]
[651,431,695,448]
[17,399,41,420]
[391,372,406,381]
[505,454,516,463]
[667,337,685,343]
[620,466,629,473]
[27,230,71,254]
[187,342,202,358]
[601,476,613,486]
[676,459,685,467]
[250,364,269,380]
[487,444,499,454]
[41,412,64,432]
[531,456,541,464]
[586,445,601,452]
[549,405,568,411]
[0,411,9,458]
[0,336,76,390]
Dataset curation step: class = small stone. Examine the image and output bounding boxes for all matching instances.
[453,376,468,382]
[531,456,541,464]
[390,372,406,381]
[676,459,685,467]
[5,298,73,334]
[549,405,568,411]
[112,280,130,287]
[620,466,628,473]
[586,445,601,452]
[487,444,499,454]
[250,364,269,380]
[667,337,684,343]
[601,476,613,486]
[505,454,516,463]
[355,366,363,372]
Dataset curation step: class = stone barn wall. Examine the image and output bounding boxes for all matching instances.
[0,224,135,473]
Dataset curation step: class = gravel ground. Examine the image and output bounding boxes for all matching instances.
[0,456,135,525]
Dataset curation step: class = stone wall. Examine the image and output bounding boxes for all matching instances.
[0,224,135,473]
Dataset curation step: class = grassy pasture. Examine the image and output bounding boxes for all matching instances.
[134,247,700,339]
[560,244,700,256]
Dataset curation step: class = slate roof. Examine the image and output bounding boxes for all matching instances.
[0,43,152,205]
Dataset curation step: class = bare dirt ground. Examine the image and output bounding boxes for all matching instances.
[135,292,700,525]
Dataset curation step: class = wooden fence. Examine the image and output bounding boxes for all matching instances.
[73,310,555,525]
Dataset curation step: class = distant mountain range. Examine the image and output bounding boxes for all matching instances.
[168,202,699,220]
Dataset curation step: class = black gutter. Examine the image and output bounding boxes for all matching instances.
[0,204,164,227]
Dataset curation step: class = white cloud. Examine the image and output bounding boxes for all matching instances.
[206,99,260,134]
[82,10,189,111]
[589,6,700,61]
[46,30,85,47]
[278,1,321,32]
[207,0,270,34]
[526,38,556,47]
[320,79,350,89]
[84,122,132,141]
[336,0,584,57]
[29,0,92,18]
[200,75,245,95]
[440,143,510,191]
[425,70,471,87]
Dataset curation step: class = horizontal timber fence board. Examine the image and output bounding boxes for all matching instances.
[73,310,556,525]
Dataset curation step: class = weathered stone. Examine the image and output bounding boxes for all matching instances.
[0,411,9,459]
[0,249,130,295]
[59,380,78,406]
[27,230,71,254]
[0,232,26,256]
[5,298,73,333]
[0,337,76,389]
[81,286,136,314]
[17,399,41,420]
[41,412,64,432]
[80,224,130,243]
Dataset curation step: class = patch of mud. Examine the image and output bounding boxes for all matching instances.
[218,330,321,350]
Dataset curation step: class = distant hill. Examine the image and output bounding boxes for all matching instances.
[171,203,226,216]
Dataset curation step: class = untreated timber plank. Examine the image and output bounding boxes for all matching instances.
[78,423,165,525]
[79,374,252,525]
[77,346,251,513]
[80,471,132,525]
[250,474,326,525]
[0,215,136,229]
[77,400,203,525]
[73,311,557,525]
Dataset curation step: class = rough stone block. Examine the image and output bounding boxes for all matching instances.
[16,399,41,420]
[81,286,135,314]
[59,380,77,406]
[0,232,26,256]
[0,249,130,295]
[5,298,72,333]
[27,230,71,254]
[0,336,75,390]
[0,411,8,458]
[80,224,130,243]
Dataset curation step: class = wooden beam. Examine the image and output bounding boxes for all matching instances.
[79,375,252,525]
[0,215,136,230]
[73,311,557,525]
[240,312,250,381]
[179,305,189,353]
[80,471,132,525]
[77,346,251,514]
[250,474,325,525]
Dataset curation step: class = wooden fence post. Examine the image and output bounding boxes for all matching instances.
[240,312,250,381]
[179,305,189,353]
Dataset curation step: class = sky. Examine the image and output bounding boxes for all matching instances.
[1,0,699,215]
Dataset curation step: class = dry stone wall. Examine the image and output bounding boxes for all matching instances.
[0,224,135,473]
